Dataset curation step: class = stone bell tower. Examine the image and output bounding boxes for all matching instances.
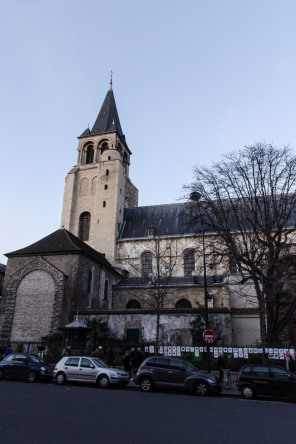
[61,80,138,264]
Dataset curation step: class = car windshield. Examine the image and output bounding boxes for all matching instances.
[183,361,199,371]
[92,358,109,368]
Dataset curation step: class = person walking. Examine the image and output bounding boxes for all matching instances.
[133,347,144,374]
[107,347,115,367]
[122,351,132,378]
[218,352,228,384]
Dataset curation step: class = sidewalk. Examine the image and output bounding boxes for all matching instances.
[127,371,241,397]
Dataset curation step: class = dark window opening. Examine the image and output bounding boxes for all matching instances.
[104,185,108,190]
[101,142,109,153]
[103,201,106,208]
[175,299,192,309]
[87,271,92,294]
[126,300,141,309]
[184,250,195,277]
[106,169,109,176]
[108,156,111,160]
[79,212,91,241]
[85,145,94,164]
[104,280,108,300]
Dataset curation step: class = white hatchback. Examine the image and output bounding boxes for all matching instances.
[53,356,130,388]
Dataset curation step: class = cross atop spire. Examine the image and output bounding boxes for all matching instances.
[109,71,113,90]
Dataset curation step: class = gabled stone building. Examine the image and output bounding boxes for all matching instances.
[0,81,262,348]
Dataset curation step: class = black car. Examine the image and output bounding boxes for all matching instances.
[0,353,53,382]
[237,364,296,399]
[133,356,221,396]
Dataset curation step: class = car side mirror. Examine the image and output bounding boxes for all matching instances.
[90,365,95,369]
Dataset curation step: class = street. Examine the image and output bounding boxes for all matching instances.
[0,380,295,444]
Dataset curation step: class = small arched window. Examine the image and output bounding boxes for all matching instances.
[126,300,141,309]
[85,145,94,164]
[175,299,192,309]
[184,249,195,277]
[79,212,91,241]
[103,201,106,208]
[141,252,153,276]
[106,169,109,176]
[104,280,108,300]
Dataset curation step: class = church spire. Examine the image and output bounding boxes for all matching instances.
[80,81,123,138]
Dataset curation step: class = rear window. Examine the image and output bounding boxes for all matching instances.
[146,357,170,368]
[241,365,252,375]
[64,358,80,367]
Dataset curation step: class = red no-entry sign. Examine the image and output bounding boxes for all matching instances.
[203,329,215,343]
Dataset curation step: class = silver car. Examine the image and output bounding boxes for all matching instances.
[53,356,130,388]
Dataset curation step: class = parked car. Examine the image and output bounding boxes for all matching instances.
[53,356,130,388]
[133,356,221,396]
[237,364,296,399]
[0,353,53,382]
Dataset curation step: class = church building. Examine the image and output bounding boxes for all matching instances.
[0,81,262,349]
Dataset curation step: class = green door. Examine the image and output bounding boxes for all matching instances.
[126,329,139,347]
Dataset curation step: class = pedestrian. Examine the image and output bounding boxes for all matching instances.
[218,352,228,383]
[130,348,135,376]
[285,352,291,371]
[92,346,105,359]
[107,347,115,367]
[289,355,296,374]
[133,347,144,374]
[122,350,132,377]
[3,344,12,359]
[0,343,5,361]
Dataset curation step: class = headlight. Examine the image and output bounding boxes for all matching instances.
[206,377,216,384]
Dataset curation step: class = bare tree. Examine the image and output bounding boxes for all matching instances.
[124,231,179,353]
[186,143,296,347]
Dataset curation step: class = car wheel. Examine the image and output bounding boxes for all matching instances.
[140,377,153,392]
[0,369,3,380]
[241,385,256,399]
[27,371,37,383]
[97,375,110,388]
[194,381,209,396]
[56,372,66,385]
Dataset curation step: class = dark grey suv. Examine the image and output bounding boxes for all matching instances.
[133,356,221,396]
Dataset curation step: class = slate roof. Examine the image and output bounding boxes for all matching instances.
[118,203,199,239]
[80,86,123,138]
[5,228,116,272]
[118,198,296,240]
[0,263,6,273]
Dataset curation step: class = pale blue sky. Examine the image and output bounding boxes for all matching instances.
[1,0,296,264]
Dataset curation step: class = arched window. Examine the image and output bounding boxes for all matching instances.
[175,299,192,309]
[87,271,92,294]
[104,280,108,300]
[106,169,109,176]
[79,212,91,241]
[126,300,141,309]
[141,252,153,276]
[103,201,106,207]
[101,142,109,153]
[85,145,94,164]
[184,249,195,277]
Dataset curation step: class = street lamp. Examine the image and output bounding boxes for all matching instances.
[190,192,211,373]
